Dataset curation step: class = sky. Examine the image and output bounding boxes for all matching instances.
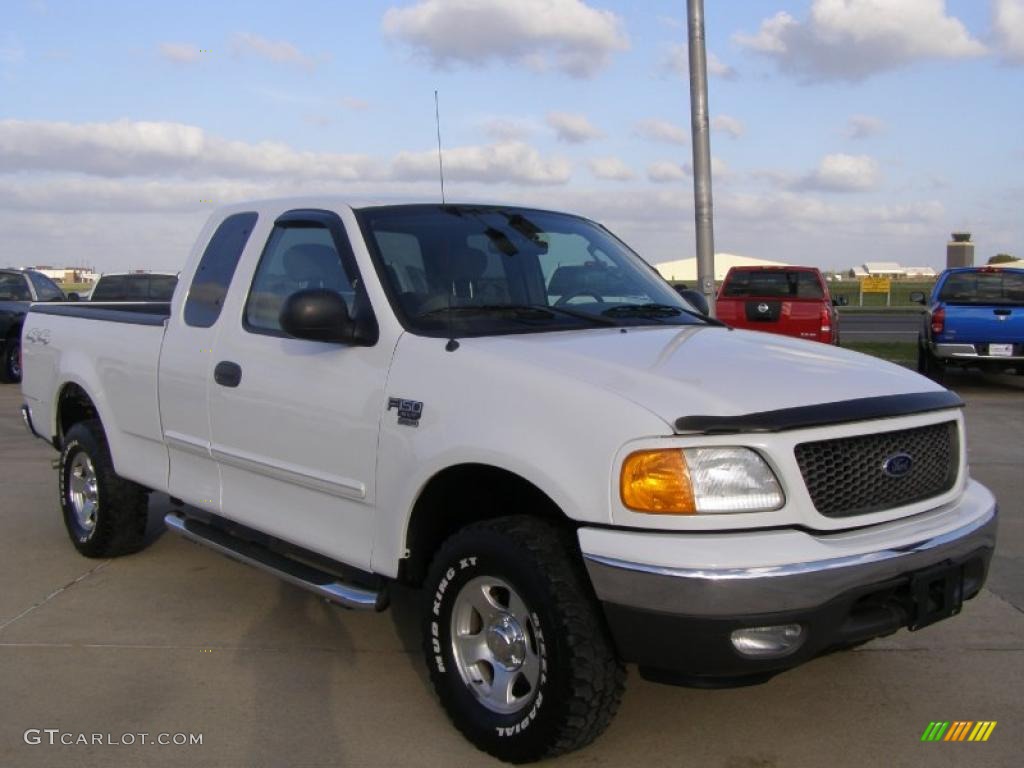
[1,0,1022,273]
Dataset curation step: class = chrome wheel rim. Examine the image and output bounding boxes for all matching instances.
[450,576,541,715]
[68,453,99,532]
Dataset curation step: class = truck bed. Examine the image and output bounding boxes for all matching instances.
[21,301,171,493]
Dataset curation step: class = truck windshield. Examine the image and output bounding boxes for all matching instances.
[356,205,708,337]
[938,270,1024,306]
[721,270,825,299]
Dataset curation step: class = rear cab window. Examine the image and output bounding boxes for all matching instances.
[184,212,259,328]
[938,270,1024,305]
[721,270,825,300]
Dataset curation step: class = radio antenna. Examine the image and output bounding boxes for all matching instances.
[434,89,446,204]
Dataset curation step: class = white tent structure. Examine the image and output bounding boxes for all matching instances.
[653,253,790,283]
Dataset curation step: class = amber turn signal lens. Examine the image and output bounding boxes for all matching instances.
[620,449,696,514]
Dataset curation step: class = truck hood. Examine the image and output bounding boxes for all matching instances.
[463,326,943,429]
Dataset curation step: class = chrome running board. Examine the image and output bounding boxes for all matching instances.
[164,512,385,611]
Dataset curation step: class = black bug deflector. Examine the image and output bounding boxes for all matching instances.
[674,391,964,435]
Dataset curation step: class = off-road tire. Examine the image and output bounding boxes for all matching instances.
[60,419,149,557]
[0,336,20,384]
[917,341,945,383]
[423,516,625,763]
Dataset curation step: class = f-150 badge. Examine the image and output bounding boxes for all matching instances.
[387,397,423,427]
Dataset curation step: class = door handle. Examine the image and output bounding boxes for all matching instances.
[214,361,242,388]
[993,309,1011,316]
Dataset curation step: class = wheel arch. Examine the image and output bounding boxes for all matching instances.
[55,381,102,447]
[400,463,574,586]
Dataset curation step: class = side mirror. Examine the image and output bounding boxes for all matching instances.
[677,288,710,316]
[909,291,926,305]
[66,292,80,302]
[280,289,358,343]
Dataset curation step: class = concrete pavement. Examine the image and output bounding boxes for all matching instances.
[0,380,1021,768]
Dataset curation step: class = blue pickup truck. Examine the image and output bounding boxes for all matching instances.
[915,266,1024,380]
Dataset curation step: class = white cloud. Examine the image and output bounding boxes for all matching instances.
[382,0,628,78]
[230,33,320,70]
[845,114,885,139]
[734,0,985,81]
[546,111,603,143]
[994,0,1024,63]
[480,117,534,141]
[648,161,689,182]
[0,119,376,180]
[158,43,201,64]
[391,141,571,184]
[662,43,737,79]
[588,156,634,180]
[711,115,744,139]
[634,118,689,145]
[796,153,882,192]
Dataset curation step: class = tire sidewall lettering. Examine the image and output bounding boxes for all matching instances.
[430,550,549,740]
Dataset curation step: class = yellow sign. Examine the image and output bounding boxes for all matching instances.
[861,276,891,293]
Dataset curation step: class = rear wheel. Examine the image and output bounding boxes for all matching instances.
[917,340,945,383]
[0,336,20,384]
[60,420,150,557]
[423,516,624,763]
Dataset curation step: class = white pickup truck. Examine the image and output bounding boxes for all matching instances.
[20,199,997,763]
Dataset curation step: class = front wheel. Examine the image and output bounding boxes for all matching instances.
[0,336,20,384]
[60,420,150,557]
[423,516,624,763]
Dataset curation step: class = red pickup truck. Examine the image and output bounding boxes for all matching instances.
[715,266,842,344]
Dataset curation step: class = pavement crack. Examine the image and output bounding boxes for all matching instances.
[0,560,111,633]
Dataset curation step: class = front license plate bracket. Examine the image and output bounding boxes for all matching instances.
[909,561,964,631]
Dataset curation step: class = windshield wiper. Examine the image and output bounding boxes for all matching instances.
[601,303,684,318]
[416,303,617,327]
[601,302,728,326]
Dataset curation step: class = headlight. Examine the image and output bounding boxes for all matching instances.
[620,447,784,515]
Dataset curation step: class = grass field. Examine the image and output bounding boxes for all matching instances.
[828,279,935,308]
[842,341,918,368]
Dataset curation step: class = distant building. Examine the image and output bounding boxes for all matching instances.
[904,266,937,278]
[862,261,906,276]
[654,253,789,282]
[26,266,98,284]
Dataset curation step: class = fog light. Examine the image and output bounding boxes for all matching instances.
[730,624,805,658]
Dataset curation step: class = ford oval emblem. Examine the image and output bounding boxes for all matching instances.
[882,453,914,478]
[757,303,769,313]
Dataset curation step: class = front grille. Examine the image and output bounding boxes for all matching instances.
[794,421,959,518]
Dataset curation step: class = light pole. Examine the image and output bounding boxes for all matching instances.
[687,0,716,316]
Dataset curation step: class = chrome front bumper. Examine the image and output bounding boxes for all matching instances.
[583,496,997,618]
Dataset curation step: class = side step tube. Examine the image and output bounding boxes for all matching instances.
[164,513,386,611]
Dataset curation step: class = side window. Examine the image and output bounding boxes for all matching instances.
[244,223,355,335]
[27,271,65,301]
[0,273,31,301]
[184,212,258,328]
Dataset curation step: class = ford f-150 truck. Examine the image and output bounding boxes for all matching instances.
[20,199,997,763]
[915,266,1024,379]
